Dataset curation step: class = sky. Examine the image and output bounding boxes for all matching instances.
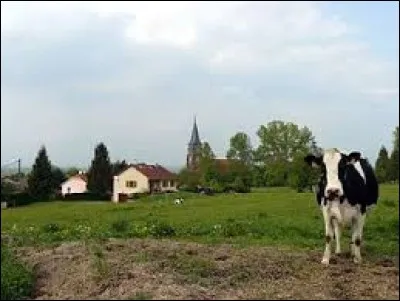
[1,1,399,169]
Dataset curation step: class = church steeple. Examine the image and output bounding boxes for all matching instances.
[187,116,202,170]
[188,116,201,151]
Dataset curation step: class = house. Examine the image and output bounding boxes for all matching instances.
[60,171,88,196]
[112,163,178,202]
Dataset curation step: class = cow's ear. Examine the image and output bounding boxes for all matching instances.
[304,154,322,167]
[348,151,362,162]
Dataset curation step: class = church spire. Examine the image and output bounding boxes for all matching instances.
[188,115,201,151]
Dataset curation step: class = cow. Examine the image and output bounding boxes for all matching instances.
[174,198,184,205]
[304,148,379,265]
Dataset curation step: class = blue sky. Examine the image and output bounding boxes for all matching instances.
[1,1,398,169]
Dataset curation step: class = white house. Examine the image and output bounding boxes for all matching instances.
[61,172,88,196]
[113,163,178,202]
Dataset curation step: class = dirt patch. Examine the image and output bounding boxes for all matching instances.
[15,238,399,300]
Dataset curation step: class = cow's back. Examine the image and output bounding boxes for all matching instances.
[343,159,378,209]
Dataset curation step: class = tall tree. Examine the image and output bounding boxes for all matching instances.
[87,142,113,194]
[375,146,390,183]
[226,132,253,166]
[256,120,315,164]
[27,146,53,200]
[389,126,399,182]
[255,120,316,187]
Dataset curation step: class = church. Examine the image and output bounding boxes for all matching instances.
[185,117,231,173]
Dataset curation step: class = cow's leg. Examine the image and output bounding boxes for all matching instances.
[350,218,356,256]
[321,206,334,265]
[332,218,341,254]
[351,213,366,264]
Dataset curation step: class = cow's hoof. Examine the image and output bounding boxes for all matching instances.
[335,249,342,255]
[321,258,330,265]
[353,257,362,264]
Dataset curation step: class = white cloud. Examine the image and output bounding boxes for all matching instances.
[1,1,398,166]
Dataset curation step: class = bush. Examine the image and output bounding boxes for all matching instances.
[230,177,251,193]
[4,193,36,208]
[1,246,34,300]
[59,192,111,201]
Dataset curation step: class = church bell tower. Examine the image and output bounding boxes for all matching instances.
[187,116,202,170]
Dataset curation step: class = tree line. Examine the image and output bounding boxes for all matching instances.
[2,120,398,203]
[1,143,126,202]
[178,120,322,193]
[374,126,399,183]
[178,120,399,193]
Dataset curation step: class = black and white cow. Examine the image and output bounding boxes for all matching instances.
[304,148,379,265]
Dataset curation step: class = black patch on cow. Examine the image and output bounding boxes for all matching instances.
[304,152,379,209]
[325,235,332,243]
[355,238,361,246]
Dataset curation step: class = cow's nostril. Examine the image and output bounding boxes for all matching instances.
[327,188,340,196]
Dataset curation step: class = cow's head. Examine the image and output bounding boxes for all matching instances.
[304,148,362,201]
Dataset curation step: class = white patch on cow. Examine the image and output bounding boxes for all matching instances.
[322,149,344,197]
[320,198,363,265]
[352,161,366,183]
[321,204,333,265]
[352,213,365,264]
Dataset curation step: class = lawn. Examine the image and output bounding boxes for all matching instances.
[1,184,399,257]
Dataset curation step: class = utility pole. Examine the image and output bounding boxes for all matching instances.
[18,159,21,176]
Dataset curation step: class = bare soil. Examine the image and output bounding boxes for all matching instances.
[15,238,399,300]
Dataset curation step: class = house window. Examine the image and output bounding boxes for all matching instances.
[126,180,137,188]
[170,180,175,187]
[162,180,168,187]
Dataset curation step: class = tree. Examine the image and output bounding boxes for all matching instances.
[388,126,399,182]
[65,167,80,177]
[27,146,53,200]
[255,120,316,187]
[256,120,315,164]
[375,146,390,183]
[87,142,113,195]
[252,164,267,187]
[198,142,218,186]
[51,166,66,191]
[288,153,318,192]
[226,132,253,166]
[112,160,128,175]
[177,167,201,192]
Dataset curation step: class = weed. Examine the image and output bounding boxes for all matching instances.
[111,219,130,233]
[1,246,34,300]
[42,223,61,233]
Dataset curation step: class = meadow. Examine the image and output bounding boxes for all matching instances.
[1,184,399,300]
[2,184,398,257]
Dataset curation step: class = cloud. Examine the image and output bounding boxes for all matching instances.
[1,1,398,167]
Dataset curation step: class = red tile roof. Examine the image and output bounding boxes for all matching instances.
[117,164,177,180]
[70,174,88,182]
[135,164,177,180]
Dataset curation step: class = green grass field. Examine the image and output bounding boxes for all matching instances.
[2,184,399,257]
